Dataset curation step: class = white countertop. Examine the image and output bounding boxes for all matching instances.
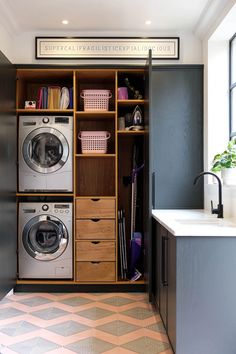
[152,209,236,236]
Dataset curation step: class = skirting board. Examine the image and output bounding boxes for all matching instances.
[14,283,146,293]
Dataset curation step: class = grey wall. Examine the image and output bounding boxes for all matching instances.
[0,51,17,299]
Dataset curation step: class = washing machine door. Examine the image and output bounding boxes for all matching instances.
[22,215,68,261]
[22,127,69,174]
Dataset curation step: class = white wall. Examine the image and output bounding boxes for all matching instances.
[0,22,15,62]
[10,29,202,65]
[202,2,236,218]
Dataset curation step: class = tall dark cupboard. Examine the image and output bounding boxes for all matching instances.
[150,66,203,210]
[149,66,203,352]
[0,51,17,299]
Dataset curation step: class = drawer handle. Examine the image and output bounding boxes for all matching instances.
[91,241,100,245]
[91,219,100,222]
[91,198,100,202]
[91,261,100,264]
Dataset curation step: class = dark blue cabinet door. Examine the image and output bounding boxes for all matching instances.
[151,66,203,209]
[0,51,17,299]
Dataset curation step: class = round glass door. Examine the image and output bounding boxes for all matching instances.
[23,215,68,261]
[23,127,69,174]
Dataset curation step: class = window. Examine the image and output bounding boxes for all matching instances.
[230,33,236,137]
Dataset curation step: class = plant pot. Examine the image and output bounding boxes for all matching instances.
[221,168,236,185]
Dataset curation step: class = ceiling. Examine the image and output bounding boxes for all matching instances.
[2,0,210,33]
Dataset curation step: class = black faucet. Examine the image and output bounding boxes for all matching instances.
[193,171,223,218]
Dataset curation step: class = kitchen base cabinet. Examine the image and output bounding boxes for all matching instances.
[152,220,176,352]
[152,217,236,354]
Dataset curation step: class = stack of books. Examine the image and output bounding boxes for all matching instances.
[37,86,73,109]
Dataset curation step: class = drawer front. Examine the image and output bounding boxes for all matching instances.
[76,262,115,282]
[76,241,115,261]
[76,219,115,240]
[76,198,115,219]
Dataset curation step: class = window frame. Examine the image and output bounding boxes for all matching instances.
[229,33,236,138]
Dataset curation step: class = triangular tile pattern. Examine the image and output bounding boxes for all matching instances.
[0,292,172,353]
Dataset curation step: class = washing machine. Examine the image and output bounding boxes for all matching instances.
[18,115,73,192]
[18,202,73,279]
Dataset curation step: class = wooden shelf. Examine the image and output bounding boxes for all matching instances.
[16,69,74,80]
[16,279,76,285]
[75,196,116,199]
[117,130,145,135]
[16,193,74,197]
[76,154,116,157]
[116,280,146,284]
[117,99,145,105]
[17,109,74,113]
[76,111,116,116]
[16,279,145,285]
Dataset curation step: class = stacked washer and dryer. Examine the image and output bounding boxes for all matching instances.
[18,116,73,279]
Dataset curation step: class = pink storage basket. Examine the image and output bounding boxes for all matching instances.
[78,131,111,154]
[80,89,112,111]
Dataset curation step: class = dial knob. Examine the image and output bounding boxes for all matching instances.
[42,204,49,211]
[42,117,49,124]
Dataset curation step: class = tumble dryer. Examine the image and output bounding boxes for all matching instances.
[18,115,73,192]
[18,202,73,279]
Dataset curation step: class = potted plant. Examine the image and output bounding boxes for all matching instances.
[211,139,236,185]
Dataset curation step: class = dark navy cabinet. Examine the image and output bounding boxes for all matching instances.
[148,65,203,302]
[152,217,236,354]
[150,66,203,210]
[153,220,176,352]
[0,51,17,299]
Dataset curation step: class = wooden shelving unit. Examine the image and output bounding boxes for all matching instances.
[17,109,74,114]
[16,67,147,289]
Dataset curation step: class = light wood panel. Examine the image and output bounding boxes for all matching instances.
[75,219,115,240]
[76,241,115,261]
[75,158,116,196]
[76,198,115,218]
[76,262,116,282]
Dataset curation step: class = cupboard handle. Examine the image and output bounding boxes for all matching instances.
[91,219,100,222]
[152,172,155,209]
[91,261,100,264]
[161,236,168,287]
[91,198,100,202]
[91,241,100,245]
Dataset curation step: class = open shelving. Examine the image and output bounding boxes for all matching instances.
[16,66,147,288]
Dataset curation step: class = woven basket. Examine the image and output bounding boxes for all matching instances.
[80,90,112,111]
[78,131,111,154]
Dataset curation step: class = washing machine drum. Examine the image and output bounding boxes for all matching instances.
[22,215,68,261]
[22,127,69,174]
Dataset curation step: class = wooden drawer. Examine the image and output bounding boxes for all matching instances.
[76,219,115,240]
[76,262,115,282]
[76,198,115,219]
[76,241,115,261]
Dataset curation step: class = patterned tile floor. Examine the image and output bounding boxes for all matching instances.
[0,292,173,354]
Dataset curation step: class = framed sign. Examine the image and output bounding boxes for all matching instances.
[35,37,179,60]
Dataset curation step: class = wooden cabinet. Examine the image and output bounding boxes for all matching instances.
[75,197,116,281]
[75,219,115,240]
[16,69,74,112]
[76,262,116,282]
[14,65,146,289]
[75,198,115,219]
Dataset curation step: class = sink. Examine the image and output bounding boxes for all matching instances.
[174,218,236,228]
[175,218,222,225]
